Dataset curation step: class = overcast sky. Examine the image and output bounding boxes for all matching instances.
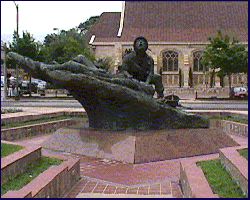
[1,1,122,43]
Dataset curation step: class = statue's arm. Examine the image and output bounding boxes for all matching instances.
[146,57,154,84]
[120,56,133,78]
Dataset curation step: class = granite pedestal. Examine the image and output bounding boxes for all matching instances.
[43,125,238,164]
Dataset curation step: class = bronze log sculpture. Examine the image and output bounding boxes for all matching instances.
[7,52,209,130]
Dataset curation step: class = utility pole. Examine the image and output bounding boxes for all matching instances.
[3,43,8,99]
[53,28,60,98]
[13,1,20,100]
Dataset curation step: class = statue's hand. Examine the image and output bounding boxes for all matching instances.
[122,71,133,79]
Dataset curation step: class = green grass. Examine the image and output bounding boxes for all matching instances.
[208,115,248,124]
[2,115,73,129]
[1,143,23,158]
[1,157,62,195]
[1,108,23,114]
[197,159,246,198]
[238,148,248,160]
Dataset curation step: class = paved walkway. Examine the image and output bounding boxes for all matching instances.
[2,107,247,119]
[13,131,248,198]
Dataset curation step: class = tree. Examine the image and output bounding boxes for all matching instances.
[78,16,100,34]
[202,31,248,95]
[8,31,40,96]
[41,28,95,64]
[94,57,114,72]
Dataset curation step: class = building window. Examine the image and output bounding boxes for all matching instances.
[193,51,206,72]
[162,51,178,71]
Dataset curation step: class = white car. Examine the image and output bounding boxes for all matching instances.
[37,82,46,96]
[230,87,248,99]
[1,76,4,87]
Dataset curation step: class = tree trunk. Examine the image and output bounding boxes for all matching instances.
[29,74,32,97]
[228,73,232,97]
[219,76,224,88]
[210,69,215,88]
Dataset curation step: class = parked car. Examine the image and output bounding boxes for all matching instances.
[37,82,46,96]
[230,87,248,99]
[1,76,4,87]
[19,81,38,95]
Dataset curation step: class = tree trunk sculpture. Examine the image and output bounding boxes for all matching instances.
[7,52,209,130]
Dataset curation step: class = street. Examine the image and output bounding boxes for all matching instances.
[1,98,248,110]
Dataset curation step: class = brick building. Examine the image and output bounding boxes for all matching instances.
[87,1,248,96]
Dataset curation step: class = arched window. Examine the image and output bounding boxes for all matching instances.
[162,51,178,71]
[193,51,206,72]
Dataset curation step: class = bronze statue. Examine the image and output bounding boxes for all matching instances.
[120,37,164,98]
[7,49,208,130]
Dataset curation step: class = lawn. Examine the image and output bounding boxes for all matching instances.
[197,159,246,198]
[238,148,248,160]
[2,115,73,129]
[1,143,23,158]
[1,157,62,195]
[208,115,248,124]
[1,108,23,114]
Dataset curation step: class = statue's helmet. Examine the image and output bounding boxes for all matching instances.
[133,36,148,53]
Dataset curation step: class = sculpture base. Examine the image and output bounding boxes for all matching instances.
[42,127,238,164]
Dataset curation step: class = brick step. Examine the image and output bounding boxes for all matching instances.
[2,157,80,198]
[1,110,85,126]
[180,145,248,198]
[1,143,42,185]
[219,146,248,196]
[65,177,181,198]
[2,118,78,141]
[1,111,65,126]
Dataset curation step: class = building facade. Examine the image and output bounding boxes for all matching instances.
[87,1,248,96]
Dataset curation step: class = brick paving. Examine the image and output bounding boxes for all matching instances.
[12,130,248,198]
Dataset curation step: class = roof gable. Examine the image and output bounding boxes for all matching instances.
[90,1,248,43]
[121,1,248,42]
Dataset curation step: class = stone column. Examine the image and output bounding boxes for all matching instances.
[183,54,190,88]
[214,68,221,87]
[215,75,221,87]
[152,55,158,74]
[114,43,123,73]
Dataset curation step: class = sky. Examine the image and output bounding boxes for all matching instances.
[1,1,122,43]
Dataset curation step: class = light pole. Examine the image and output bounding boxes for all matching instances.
[3,43,8,99]
[13,1,20,100]
[53,28,60,97]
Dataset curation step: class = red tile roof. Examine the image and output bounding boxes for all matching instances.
[90,1,248,43]
[86,12,121,43]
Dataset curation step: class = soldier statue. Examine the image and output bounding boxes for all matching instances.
[120,36,164,98]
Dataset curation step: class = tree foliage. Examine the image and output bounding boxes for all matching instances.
[7,31,41,68]
[202,31,248,91]
[94,57,114,72]
[41,28,95,64]
[78,16,100,34]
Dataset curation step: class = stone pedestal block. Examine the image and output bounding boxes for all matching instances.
[43,126,238,164]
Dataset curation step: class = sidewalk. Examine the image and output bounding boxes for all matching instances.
[3,97,248,104]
